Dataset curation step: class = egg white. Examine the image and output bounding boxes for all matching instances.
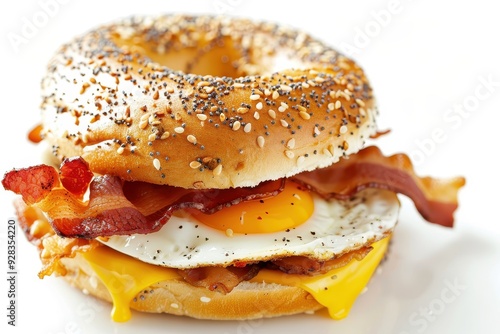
[100,188,399,268]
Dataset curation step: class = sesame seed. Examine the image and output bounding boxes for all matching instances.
[340,125,348,134]
[286,138,296,149]
[264,89,271,96]
[190,161,201,169]
[170,303,179,309]
[139,121,148,129]
[117,146,125,154]
[174,126,184,134]
[237,107,249,114]
[359,108,366,116]
[328,144,335,156]
[328,102,335,111]
[197,114,207,121]
[299,111,310,120]
[187,134,197,144]
[256,102,263,110]
[250,94,260,100]
[200,296,211,303]
[80,82,90,94]
[280,119,289,127]
[297,105,307,112]
[253,111,260,120]
[197,81,210,87]
[225,228,234,237]
[153,158,161,170]
[213,164,223,176]
[233,83,245,88]
[244,123,252,133]
[281,85,292,92]
[257,136,265,148]
[268,109,276,119]
[220,113,226,121]
[272,91,280,100]
[148,133,157,142]
[232,121,241,131]
[297,155,305,165]
[356,98,365,107]
[285,150,295,159]
[335,100,342,109]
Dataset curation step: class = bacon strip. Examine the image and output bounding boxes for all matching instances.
[292,146,465,227]
[4,169,285,238]
[178,264,262,294]
[269,246,373,275]
[2,165,60,204]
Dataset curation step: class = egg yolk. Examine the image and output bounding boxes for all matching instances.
[191,181,314,234]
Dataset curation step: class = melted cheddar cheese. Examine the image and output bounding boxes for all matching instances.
[83,246,180,322]
[250,236,389,319]
[83,237,389,321]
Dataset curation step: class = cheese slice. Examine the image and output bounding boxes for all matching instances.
[83,245,180,322]
[83,237,389,321]
[250,236,389,319]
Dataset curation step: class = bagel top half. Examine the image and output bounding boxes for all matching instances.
[40,14,378,189]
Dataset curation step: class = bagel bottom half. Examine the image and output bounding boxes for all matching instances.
[61,253,323,320]
[54,235,391,321]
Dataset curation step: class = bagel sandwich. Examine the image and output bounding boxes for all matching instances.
[2,15,465,322]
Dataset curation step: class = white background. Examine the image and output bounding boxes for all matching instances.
[1,0,499,333]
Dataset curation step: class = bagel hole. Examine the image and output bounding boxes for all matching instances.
[119,36,249,78]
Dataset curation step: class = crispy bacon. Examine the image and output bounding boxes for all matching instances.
[59,157,93,197]
[3,165,285,238]
[2,164,60,204]
[2,146,465,238]
[269,246,373,275]
[178,264,262,294]
[292,146,465,227]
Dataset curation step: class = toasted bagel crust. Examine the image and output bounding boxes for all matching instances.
[40,15,378,189]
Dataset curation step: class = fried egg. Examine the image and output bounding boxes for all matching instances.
[101,186,399,269]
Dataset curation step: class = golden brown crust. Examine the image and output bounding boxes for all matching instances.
[40,14,378,189]
[61,253,323,320]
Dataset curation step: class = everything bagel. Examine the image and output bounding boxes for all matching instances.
[40,15,377,189]
[2,14,466,322]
